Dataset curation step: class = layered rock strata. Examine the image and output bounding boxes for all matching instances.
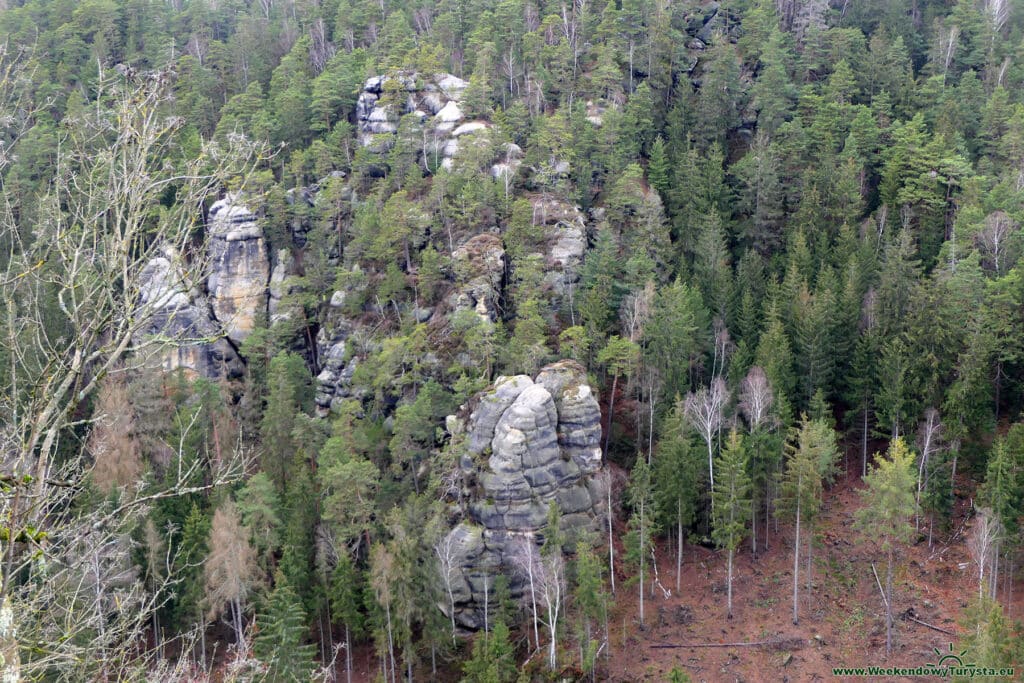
[439,360,604,629]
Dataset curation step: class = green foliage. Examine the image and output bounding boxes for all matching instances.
[259,352,313,491]
[856,438,918,554]
[461,620,516,683]
[712,430,752,555]
[11,0,1024,676]
[254,573,316,682]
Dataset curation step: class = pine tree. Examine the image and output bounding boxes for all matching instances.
[597,335,641,455]
[254,572,316,682]
[712,430,751,618]
[855,438,917,656]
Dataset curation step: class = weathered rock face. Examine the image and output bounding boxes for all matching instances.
[440,360,604,630]
[450,234,505,322]
[531,197,588,300]
[356,73,496,173]
[207,195,270,345]
[134,249,244,379]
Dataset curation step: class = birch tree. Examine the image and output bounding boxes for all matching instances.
[739,366,776,553]
[684,377,730,493]
[915,408,943,532]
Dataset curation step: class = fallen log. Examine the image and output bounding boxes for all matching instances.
[901,609,956,636]
[650,637,804,650]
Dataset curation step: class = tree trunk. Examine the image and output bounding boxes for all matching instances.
[806,531,813,599]
[608,477,616,595]
[676,503,683,593]
[604,375,618,455]
[707,440,715,502]
[385,601,397,683]
[346,624,352,683]
[726,548,734,618]
[885,547,894,657]
[752,497,758,556]
[639,503,645,627]
[862,407,869,478]
[528,560,540,651]
[792,505,801,625]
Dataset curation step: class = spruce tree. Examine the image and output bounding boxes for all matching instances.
[254,573,316,682]
[776,417,837,625]
[624,458,658,627]
[712,430,751,618]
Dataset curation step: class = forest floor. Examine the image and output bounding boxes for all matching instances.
[601,454,1023,682]
[333,449,1021,682]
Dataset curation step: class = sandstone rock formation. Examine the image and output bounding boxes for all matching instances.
[206,195,270,345]
[355,73,495,173]
[531,197,588,300]
[439,360,604,630]
[450,234,506,322]
[134,248,243,379]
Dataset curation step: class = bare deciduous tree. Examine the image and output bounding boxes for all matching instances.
[969,507,1003,600]
[87,372,144,493]
[434,533,460,643]
[976,210,1017,275]
[739,366,773,430]
[0,60,261,680]
[511,537,564,670]
[684,378,730,492]
[915,408,943,533]
[204,501,259,646]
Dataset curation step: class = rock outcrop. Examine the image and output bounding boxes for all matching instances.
[531,197,588,300]
[356,73,495,173]
[134,248,244,379]
[207,195,270,345]
[440,361,604,630]
[450,234,506,322]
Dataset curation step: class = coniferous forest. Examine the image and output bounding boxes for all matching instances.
[2,0,1024,680]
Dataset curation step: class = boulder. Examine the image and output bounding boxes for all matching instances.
[439,361,604,629]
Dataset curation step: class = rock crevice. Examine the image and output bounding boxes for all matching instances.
[441,360,604,630]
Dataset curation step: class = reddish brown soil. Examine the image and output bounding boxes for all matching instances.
[600,459,1024,682]
[330,455,1022,682]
